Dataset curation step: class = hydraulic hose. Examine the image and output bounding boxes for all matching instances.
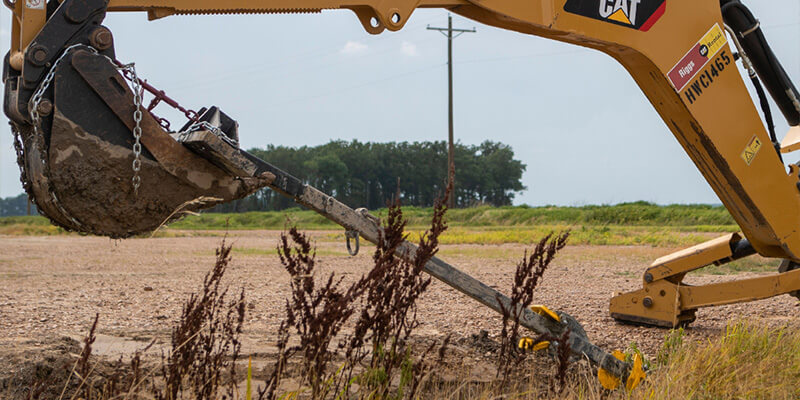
[721,0,800,127]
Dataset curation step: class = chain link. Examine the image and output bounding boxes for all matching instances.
[30,44,88,164]
[27,43,224,201]
[117,62,144,196]
[10,123,31,196]
[27,44,95,229]
[29,44,148,196]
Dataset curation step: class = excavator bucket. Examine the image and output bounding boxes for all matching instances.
[6,44,268,238]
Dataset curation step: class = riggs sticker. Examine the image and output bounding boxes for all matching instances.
[668,24,728,93]
[564,0,667,31]
[680,50,732,104]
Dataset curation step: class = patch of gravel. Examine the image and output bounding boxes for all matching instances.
[1,232,799,372]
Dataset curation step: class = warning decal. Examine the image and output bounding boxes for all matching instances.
[667,24,728,92]
[741,136,762,166]
[26,0,44,9]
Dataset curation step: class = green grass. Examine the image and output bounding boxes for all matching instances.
[697,256,779,275]
[0,216,66,236]
[161,202,735,230]
[319,225,732,247]
[0,203,741,247]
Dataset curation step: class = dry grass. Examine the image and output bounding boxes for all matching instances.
[625,322,800,400]
[423,321,800,400]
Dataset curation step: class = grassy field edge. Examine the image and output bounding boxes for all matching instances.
[0,202,740,247]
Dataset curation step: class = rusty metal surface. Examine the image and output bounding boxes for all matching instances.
[180,130,258,177]
[70,50,245,195]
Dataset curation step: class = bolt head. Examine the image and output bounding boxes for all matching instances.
[33,49,47,63]
[644,272,654,283]
[643,297,654,308]
[37,99,53,116]
[90,27,114,50]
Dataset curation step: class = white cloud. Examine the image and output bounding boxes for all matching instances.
[400,41,418,57]
[340,41,368,55]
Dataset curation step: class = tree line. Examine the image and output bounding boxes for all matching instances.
[214,140,527,212]
[0,194,35,217]
[0,140,527,216]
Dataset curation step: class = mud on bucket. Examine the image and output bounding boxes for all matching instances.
[12,48,265,238]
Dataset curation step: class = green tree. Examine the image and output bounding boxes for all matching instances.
[211,140,526,212]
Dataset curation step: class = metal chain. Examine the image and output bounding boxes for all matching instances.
[27,44,94,229]
[10,123,31,195]
[30,44,88,164]
[116,62,144,195]
[23,44,151,231]
[29,44,148,196]
[28,43,225,199]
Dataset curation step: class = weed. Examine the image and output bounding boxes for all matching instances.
[31,239,248,400]
[656,328,685,366]
[261,189,452,399]
[271,227,371,398]
[554,329,572,393]
[346,194,450,399]
[159,239,245,399]
[496,232,569,384]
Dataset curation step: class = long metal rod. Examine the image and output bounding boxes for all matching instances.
[241,151,632,380]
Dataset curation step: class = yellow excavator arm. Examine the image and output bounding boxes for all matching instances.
[4,0,800,382]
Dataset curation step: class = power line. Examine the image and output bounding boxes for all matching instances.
[457,48,587,66]
[164,13,446,90]
[264,63,444,107]
[167,34,439,94]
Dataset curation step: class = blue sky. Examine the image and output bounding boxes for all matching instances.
[1,1,798,206]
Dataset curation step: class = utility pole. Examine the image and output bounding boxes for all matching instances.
[428,15,475,208]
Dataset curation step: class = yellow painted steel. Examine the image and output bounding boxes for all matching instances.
[626,354,646,391]
[531,304,561,323]
[518,337,550,352]
[598,351,626,390]
[647,233,739,282]
[611,233,800,327]
[781,126,800,153]
[598,351,645,391]
[518,305,561,351]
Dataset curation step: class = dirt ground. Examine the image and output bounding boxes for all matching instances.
[1,231,799,389]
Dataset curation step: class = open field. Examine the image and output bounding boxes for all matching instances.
[0,203,740,247]
[1,227,799,398]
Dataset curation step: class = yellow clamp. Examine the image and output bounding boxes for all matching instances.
[598,350,646,391]
[518,305,561,352]
[531,304,561,323]
[518,337,551,351]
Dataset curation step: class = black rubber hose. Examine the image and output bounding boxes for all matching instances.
[750,75,780,152]
[721,0,800,126]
